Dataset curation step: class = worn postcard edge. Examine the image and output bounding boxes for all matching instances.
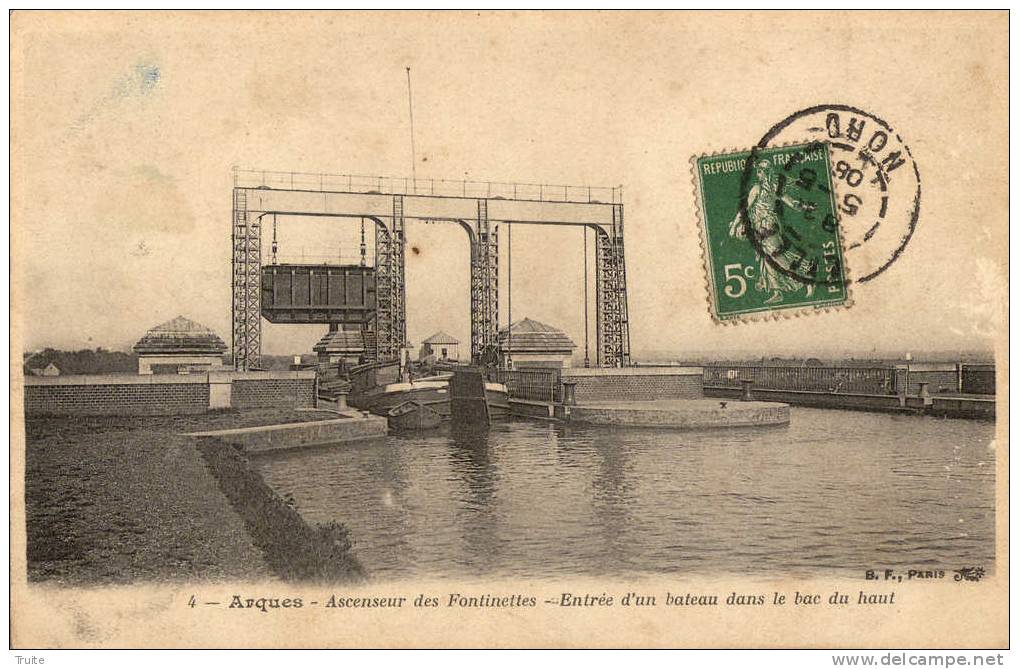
[7,10,1009,650]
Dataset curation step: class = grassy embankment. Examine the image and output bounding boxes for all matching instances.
[196,437,363,582]
[24,409,363,584]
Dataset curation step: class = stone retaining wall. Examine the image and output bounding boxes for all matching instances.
[565,399,789,428]
[703,386,995,419]
[196,438,364,581]
[23,371,316,416]
[231,379,316,409]
[562,367,703,402]
[24,375,210,416]
[187,415,388,453]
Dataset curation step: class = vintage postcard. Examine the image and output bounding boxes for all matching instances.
[9,10,1008,650]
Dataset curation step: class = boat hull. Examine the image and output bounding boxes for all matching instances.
[387,400,443,430]
[362,384,510,420]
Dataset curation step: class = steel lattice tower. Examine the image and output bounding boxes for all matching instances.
[231,188,261,370]
[595,204,631,367]
[470,199,500,363]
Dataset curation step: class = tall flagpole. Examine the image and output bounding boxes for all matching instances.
[507,222,512,370]
[405,67,417,193]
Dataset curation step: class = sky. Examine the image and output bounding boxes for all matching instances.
[11,11,1007,361]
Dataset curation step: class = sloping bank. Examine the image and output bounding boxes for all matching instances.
[196,437,365,582]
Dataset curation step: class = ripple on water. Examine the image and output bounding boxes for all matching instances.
[254,408,995,580]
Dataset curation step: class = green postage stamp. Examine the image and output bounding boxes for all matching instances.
[694,141,850,322]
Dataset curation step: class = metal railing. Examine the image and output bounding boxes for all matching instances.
[234,167,622,205]
[268,253,371,266]
[493,368,563,403]
[703,365,897,395]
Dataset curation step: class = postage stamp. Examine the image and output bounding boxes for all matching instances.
[694,141,851,322]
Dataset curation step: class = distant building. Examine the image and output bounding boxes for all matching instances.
[313,326,366,365]
[419,331,460,362]
[23,356,60,377]
[133,316,228,375]
[498,317,576,369]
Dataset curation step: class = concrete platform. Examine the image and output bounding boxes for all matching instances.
[562,399,790,428]
[186,412,388,453]
[704,386,995,420]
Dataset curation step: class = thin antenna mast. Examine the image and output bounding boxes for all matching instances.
[406,67,417,193]
[359,217,367,267]
[507,222,512,370]
[271,214,278,265]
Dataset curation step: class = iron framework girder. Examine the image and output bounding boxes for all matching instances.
[374,223,394,361]
[595,204,631,367]
[470,199,499,363]
[392,196,407,355]
[231,188,262,370]
[372,196,407,362]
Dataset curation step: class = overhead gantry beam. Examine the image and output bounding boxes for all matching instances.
[240,188,619,230]
[232,186,630,371]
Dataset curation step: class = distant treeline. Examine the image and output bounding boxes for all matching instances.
[26,349,319,375]
[24,348,138,375]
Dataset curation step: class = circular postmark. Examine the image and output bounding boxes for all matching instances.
[735,141,846,292]
[752,105,922,284]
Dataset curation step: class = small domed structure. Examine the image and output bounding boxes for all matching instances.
[133,315,227,375]
[313,326,366,365]
[498,317,576,369]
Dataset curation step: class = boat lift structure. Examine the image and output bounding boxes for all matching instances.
[232,168,631,370]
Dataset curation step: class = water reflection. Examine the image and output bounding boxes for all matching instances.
[254,409,995,580]
[446,425,501,572]
[367,433,413,563]
[553,424,638,572]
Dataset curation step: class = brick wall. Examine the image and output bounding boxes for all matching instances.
[24,381,208,416]
[22,371,317,416]
[230,378,316,409]
[562,368,703,403]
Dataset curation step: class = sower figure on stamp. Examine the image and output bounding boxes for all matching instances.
[729,159,816,304]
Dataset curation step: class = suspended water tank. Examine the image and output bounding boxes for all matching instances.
[261,264,376,324]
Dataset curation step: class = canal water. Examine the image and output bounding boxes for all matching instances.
[253,408,995,580]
